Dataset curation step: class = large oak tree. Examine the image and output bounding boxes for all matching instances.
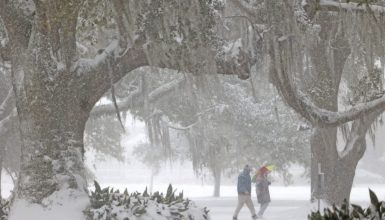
[2,0,385,218]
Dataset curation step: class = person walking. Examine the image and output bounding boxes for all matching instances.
[253,166,271,218]
[233,165,258,220]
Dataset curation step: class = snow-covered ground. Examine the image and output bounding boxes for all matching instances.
[3,116,385,219]
[76,115,385,219]
[195,198,310,220]
[91,184,385,220]
[3,181,384,220]
[86,182,385,220]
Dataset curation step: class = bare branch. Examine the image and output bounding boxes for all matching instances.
[0,108,16,136]
[0,88,15,120]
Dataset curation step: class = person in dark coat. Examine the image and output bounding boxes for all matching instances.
[253,167,271,218]
[233,165,258,220]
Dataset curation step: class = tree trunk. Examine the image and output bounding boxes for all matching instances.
[0,148,3,200]
[9,88,91,219]
[149,168,155,195]
[213,168,221,197]
[306,14,366,204]
[8,38,92,219]
[311,128,366,204]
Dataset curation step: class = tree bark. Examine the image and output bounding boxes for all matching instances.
[213,168,221,197]
[307,13,374,205]
[311,127,367,204]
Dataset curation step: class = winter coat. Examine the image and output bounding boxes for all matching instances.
[255,175,271,203]
[237,170,251,195]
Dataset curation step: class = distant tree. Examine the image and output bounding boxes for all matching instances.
[85,113,125,162]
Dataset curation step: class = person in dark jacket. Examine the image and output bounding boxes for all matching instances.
[233,165,258,220]
[253,167,271,218]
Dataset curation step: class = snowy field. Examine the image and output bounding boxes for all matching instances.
[73,183,385,219]
[92,184,384,220]
[2,116,383,219]
[2,178,385,219]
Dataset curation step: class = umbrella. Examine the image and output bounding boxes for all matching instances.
[252,165,275,182]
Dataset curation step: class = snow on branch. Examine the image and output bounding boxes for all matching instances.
[0,88,15,120]
[275,66,385,127]
[90,90,142,118]
[0,0,33,47]
[73,37,149,106]
[228,0,258,20]
[339,109,382,159]
[319,0,385,14]
[148,77,185,102]
[300,91,385,127]
[0,39,10,62]
[91,77,185,117]
[0,108,16,137]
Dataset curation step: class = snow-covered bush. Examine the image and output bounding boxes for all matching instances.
[308,189,385,220]
[0,199,9,220]
[84,181,210,220]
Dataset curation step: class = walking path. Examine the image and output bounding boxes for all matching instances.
[195,198,310,220]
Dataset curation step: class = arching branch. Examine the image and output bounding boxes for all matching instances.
[319,0,385,14]
[271,42,385,127]
[74,37,149,107]
[339,108,382,158]
[148,77,185,103]
[90,76,185,117]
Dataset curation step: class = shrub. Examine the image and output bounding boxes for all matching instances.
[84,181,210,220]
[0,199,9,220]
[308,189,385,220]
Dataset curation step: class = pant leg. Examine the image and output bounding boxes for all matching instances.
[257,202,269,216]
[244,195,257,216]
[233,194,247,217]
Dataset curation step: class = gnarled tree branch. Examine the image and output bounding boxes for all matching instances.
[0,88,15,120]
[0,39,10,62]
[0,0,33,47]
[74,37,149,109]
[91,76,185,117]
[340,109,383,159]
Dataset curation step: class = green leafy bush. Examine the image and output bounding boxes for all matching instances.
[84,181,210,220]
[308,189,385,220]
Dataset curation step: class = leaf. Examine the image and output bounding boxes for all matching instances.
[143,187,149,197]
[166,184,173,198]
[352,203,365,215]
[94,180,102,193]
[369,189,379,207]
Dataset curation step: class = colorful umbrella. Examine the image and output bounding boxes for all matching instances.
[252,165,274,182]
[265,165,275,171]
